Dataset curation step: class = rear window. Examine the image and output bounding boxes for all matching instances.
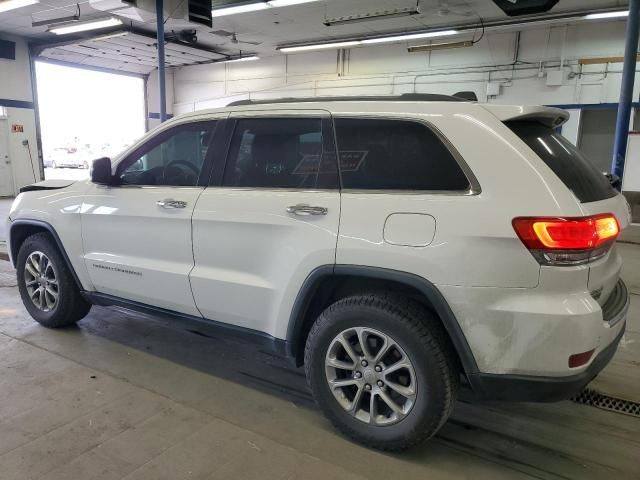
[334,118,470,191]
[507,120,616,203]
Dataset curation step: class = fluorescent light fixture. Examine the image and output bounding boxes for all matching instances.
[223,55,260,63]
[90,31,129,41]
[278,30,460,52]
[324,6,420,27]
[49,17,123,35]
[268,0,319,6]
[584,10,628,20]
[408,40,474,52]
[279,40,361,52]
[211,2,270,17]
[361,29,458,45]
[32,14,79,28]
[0,0,38,13]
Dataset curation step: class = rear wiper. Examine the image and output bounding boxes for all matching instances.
[603,172,622,191]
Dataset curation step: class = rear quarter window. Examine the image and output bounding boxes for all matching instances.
[506,120,616,203]
[334,118,471,191]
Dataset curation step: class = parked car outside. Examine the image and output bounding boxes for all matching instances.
[44,147,89,169]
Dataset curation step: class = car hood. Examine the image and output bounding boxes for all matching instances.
[19,179,76,193]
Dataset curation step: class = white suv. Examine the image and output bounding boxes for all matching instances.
[6,95,631,451]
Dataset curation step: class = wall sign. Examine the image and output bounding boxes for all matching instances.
[11,124,24,133]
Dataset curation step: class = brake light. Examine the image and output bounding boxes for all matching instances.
[512,214,620,266]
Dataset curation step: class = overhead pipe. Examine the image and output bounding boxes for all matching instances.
[612,0,640,183]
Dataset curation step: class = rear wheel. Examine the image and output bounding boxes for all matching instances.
[16,233,91,327]
[305,294,458,451]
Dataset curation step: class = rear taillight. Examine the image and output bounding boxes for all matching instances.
[512,214,620,266]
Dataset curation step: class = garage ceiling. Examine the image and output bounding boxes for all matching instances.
[37,31,227,74]
[0,0,630,75]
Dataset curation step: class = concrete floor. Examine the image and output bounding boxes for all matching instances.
[0,245,639,479]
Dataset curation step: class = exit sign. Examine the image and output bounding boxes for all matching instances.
[11,124,24,133]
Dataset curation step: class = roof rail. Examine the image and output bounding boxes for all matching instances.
[226,93,471,107]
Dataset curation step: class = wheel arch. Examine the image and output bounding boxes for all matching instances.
[9,219,83,291]
[286,265,479,375]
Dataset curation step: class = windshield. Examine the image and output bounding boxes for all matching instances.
[507,120,616,203]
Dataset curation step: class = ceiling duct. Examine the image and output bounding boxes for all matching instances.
[491,0,559,17]
[89,0,212,28]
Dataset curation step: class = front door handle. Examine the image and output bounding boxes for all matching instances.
[286,204,328,216]
[157,199,187,209]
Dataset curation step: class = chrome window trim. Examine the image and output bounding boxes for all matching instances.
[340,188,476,196]
[100,185,205,191]
[201,186,339,193]
[332,114,481,196]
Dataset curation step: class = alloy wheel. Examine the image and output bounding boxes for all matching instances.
[24,251,59,312]
[325,327,417,425]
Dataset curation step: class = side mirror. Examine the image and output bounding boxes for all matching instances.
[91,157,113,185]
[603,172,622,191]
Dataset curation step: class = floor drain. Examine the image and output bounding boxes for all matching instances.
[571,388,640,417]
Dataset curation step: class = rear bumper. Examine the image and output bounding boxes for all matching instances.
[466,283,628,402]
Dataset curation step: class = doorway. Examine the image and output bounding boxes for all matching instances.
[0,118,14,197]
[34,61,146,181]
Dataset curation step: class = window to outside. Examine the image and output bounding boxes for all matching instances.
[507,120,616,203]
[334,118,470,191]
[35,61,145,181]
[222,118,331,189]
[118,122,215,186]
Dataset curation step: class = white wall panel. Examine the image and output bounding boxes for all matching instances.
[287,51,338,75]
[561,109,581,145]
[347,44,427,75]
[171,19,634,115]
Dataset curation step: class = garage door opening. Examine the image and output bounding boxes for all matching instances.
[35,61,146,180]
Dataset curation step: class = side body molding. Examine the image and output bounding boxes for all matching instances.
[286,264,479,375]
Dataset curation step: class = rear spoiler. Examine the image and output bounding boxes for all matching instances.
[481,105,569,128]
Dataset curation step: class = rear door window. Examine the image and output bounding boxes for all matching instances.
[333,118,470,191]
[506,120,616,203]
[222,117,337,189]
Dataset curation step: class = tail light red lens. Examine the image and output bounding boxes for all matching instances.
[568,349,595,368]
[512,214,620,266]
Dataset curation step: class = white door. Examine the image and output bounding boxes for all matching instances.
[190,112,341,338]
[81,119,221,315]
[0,119,14,197]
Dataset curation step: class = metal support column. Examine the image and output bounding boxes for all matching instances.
[155,0,167,122]
[612,0,640,184]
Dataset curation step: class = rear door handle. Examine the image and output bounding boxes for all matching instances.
[286,204,328,216]
[157,199,187,209]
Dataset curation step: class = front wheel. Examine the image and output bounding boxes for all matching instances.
[16,233,91,328]
[305,294,458,451]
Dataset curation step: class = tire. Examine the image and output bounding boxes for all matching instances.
[305,294,458,451]
[16,233,91,328]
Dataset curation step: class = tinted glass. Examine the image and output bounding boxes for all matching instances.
[507,121,616,203]
[223,118,336,189]
[334,118,470,191]
[118,122,215,186]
